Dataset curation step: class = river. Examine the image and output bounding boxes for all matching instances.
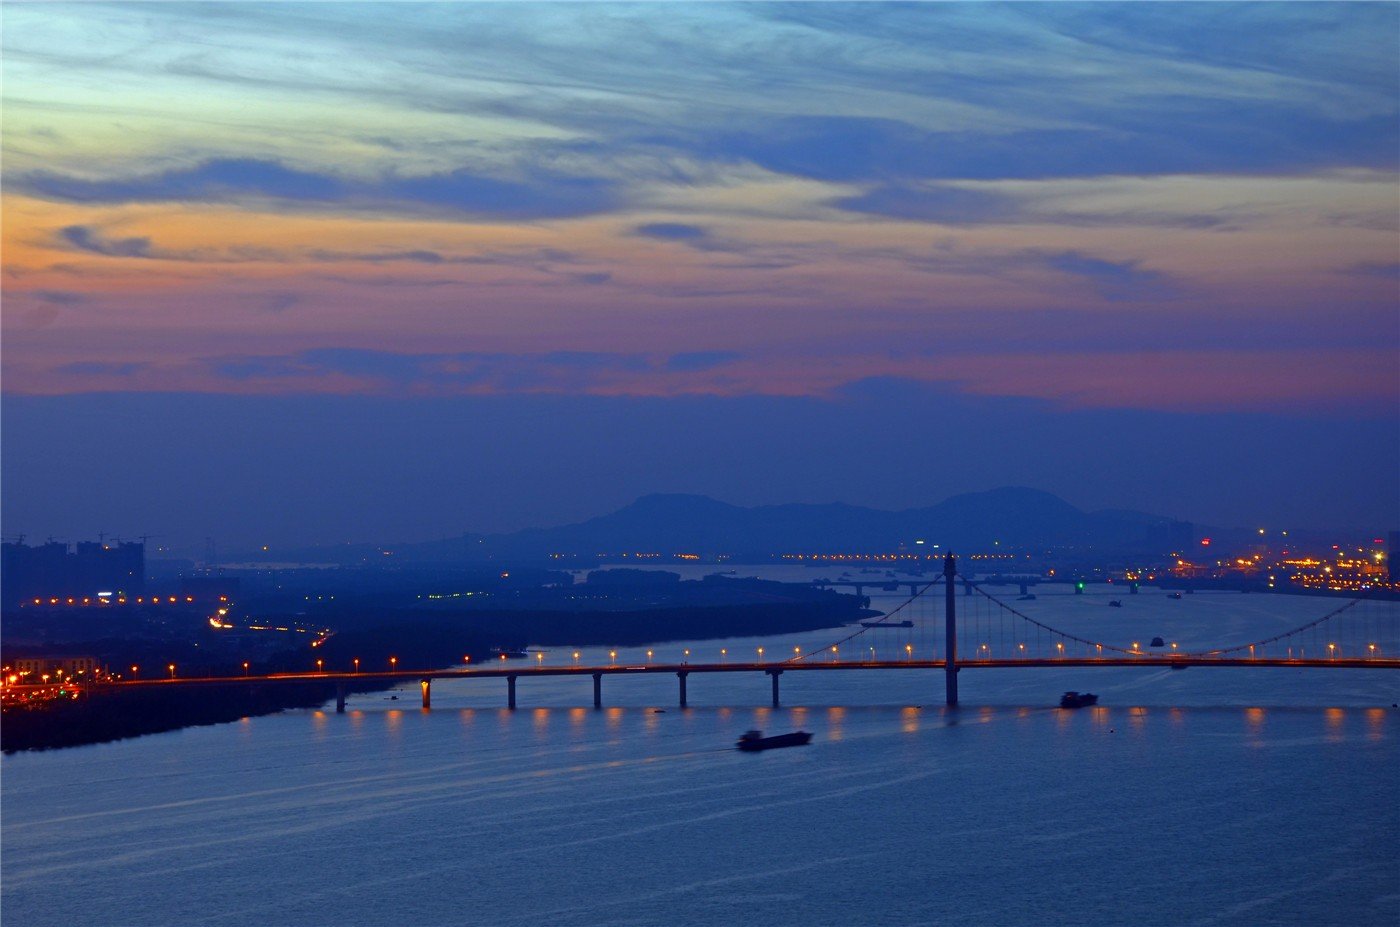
[4,570,1397,926]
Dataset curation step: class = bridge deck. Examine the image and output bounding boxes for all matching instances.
[106,656,1400,688]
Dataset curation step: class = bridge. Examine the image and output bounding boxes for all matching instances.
[814,573,1044,598]
[98,554,1399,712]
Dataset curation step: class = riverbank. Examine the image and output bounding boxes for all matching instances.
[2,600,866,752]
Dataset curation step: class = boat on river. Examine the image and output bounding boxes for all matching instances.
[1059,691,1099,709]
[736,730,813,752]
[860,619,913,628]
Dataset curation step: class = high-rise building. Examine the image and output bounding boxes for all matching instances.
[1,539,145,608]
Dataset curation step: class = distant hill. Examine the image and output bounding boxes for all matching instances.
[258,487,1196,564]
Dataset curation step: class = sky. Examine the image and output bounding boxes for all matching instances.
[3,2,1397,549]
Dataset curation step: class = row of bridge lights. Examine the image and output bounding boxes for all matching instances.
[146,639,1386,679]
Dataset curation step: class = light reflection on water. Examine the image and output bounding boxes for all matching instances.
[2,584,1398,927]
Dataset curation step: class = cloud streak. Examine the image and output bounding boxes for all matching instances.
[22,158,620,220]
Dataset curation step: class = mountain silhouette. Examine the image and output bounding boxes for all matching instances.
[262,487,1193,563]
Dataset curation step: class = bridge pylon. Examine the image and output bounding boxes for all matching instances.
[945,552,958,706]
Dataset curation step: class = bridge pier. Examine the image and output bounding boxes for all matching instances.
[335,681,347,714]
[507,675,517,710]
[592,672,602,709]
[945,553,959,707]
[768,669,783,708]
[677,671,688,708]
[420,678,431,710]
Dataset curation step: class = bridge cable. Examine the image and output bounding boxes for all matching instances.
[1189,592,1376,658]
[790,576,945,663]
[966,580,1138,656]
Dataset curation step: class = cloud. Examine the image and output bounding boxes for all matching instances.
[34,159,343,204]
[665,351,742,372]
[307,249,448,264]
[54,361,149,377]
[204,348,739,392]
[1039,250,1177,302]
[21,158,620,221]
[28,289,88,305]
[59,225,152,258]
[633,223,709,242]
[1344,260,1400,279]
[630,222,745,253]
[830,184,1017,224]
[689,107,1398,185]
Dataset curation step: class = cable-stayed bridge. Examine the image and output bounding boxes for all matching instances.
[104,555,1399,711]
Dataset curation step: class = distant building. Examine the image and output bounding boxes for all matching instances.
[2,540,145,609]
[10,655,100,677]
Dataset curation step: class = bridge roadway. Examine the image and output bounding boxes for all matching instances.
[101,656,1400,711]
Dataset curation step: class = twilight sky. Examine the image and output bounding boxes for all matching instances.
[3,3,1398,549]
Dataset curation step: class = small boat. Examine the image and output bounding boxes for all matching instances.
[1016,594,1037,601]
[1108,600,1123,608]
[736,730,813,752]
[1059,691,1099,709]
[1167,592,1182,600]
[1149,637,1165,647]
[860,619,914,628]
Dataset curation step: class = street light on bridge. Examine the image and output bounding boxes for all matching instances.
[353,658,360,673]
[168,664,176,679]
[390,656,397,671]
[905,644,912,661]
[131,665,139,678]
[316,658,324,673]
[243,662,249,676]
[757,647,764,663]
